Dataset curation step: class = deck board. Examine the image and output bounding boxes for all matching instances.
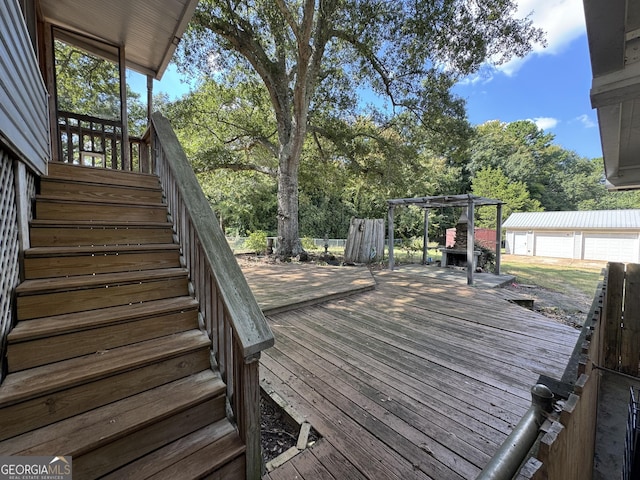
[243,263,580,480]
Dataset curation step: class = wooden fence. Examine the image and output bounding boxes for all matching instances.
[344,218,384,263]
[517,262,640,479]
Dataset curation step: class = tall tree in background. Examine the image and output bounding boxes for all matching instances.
[177,0,544,256]
[471,166,542,227]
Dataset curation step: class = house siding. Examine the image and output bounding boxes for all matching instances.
[0,0,50,174]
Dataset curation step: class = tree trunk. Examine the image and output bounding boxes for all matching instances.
[276,156,303,256]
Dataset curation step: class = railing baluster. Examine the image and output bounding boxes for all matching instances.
[151,113,273,479]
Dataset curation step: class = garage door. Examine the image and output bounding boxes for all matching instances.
[583,233,639,262]
[513,232,528,255]
[534,232,574,259]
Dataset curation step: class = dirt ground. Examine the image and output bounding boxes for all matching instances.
[500,255,605,329]
[502,283,592,329]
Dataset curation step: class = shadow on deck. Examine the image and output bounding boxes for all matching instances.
[241,262,579,480]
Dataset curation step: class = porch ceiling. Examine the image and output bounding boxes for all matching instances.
[40,0,199,79]
[584,0,640,190]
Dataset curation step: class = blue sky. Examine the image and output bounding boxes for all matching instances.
[453,0,600,160]
[132,0,600,159]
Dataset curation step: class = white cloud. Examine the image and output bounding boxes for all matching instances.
[576,114,596,128]
[531,117,559,130]
[496,0,586,76]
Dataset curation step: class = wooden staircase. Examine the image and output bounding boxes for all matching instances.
[0,163,246,479]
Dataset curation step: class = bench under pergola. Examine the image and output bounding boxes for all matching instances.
[386,194,504,285]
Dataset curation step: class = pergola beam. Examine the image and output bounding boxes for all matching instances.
[386,194,505,284]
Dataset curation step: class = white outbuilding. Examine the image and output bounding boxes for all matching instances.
[503,210,640,263]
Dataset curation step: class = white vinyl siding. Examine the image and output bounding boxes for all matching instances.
[583,233,640,263]
[0,0,50,174]
[534,232,575,259]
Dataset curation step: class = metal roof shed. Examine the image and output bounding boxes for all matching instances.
[503,210,640,263]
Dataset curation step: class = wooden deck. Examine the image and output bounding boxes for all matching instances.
[241,263,580,480]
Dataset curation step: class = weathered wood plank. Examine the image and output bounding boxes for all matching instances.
[621,263,640,375]
[40,179,163,204]
[262,361,415,480]
[35,197,168,223]
[271,326,503,454]
[603,262,625,369]
[0,349,210,441]
[47,161,160,188]
[266,341,484,477]
[0,370,223,455]
[290,447,336,480]
[255,266,579,480]
[7,309,198,371]
[307,439,368,480]
[102,419,236,479]
[23,247,181,279]
[0,330,210,408]
[29,221,175,247]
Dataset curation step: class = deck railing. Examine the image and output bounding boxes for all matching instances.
[57,110,151,172]
[151,112,274,479]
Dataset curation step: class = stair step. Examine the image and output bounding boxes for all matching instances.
[47,162,161,189]
[0,346,211,441]
[8,297,199,342]
[7,298,200,371]
[29,220,175,247]
[35,196,168,223]
[0,370,226,479]
[23,244,181,279]
[0,330,211,408]
[40,177,164,204]
[16,268,189,320]
[102,419,245,480]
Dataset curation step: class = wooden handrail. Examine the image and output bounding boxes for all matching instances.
[151,112,274,479]
[151,112,273,357]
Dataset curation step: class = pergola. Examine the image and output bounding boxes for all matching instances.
[386,194,504,285]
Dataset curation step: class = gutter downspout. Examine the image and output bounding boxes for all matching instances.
[477,384,554,480]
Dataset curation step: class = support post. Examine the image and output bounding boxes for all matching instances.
[422,208,429,265]
[13,161,30,254]
[119,45,130,170]
[147,75,153,125]
[466,198,475,285]
[495,203,502,275]
[388,205,395,270]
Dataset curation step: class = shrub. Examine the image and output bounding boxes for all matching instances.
[301,237,316,251]
[245,230,268,254]
[476,242,496,272]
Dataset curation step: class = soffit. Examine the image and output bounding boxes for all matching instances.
[40,0,198,79]
[585,0,640,190]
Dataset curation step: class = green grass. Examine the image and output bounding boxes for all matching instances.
[500,257,604,297]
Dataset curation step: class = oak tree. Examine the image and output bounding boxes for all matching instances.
[177,0,544,256]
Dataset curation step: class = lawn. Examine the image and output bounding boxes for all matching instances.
[500,254,605,297]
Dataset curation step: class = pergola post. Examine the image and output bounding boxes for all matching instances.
[422,208,429,265]
[388,205,395,270]
[467,198,475,286]
[496,203,503,275]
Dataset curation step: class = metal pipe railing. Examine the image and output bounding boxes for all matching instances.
[477,384,554,480]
